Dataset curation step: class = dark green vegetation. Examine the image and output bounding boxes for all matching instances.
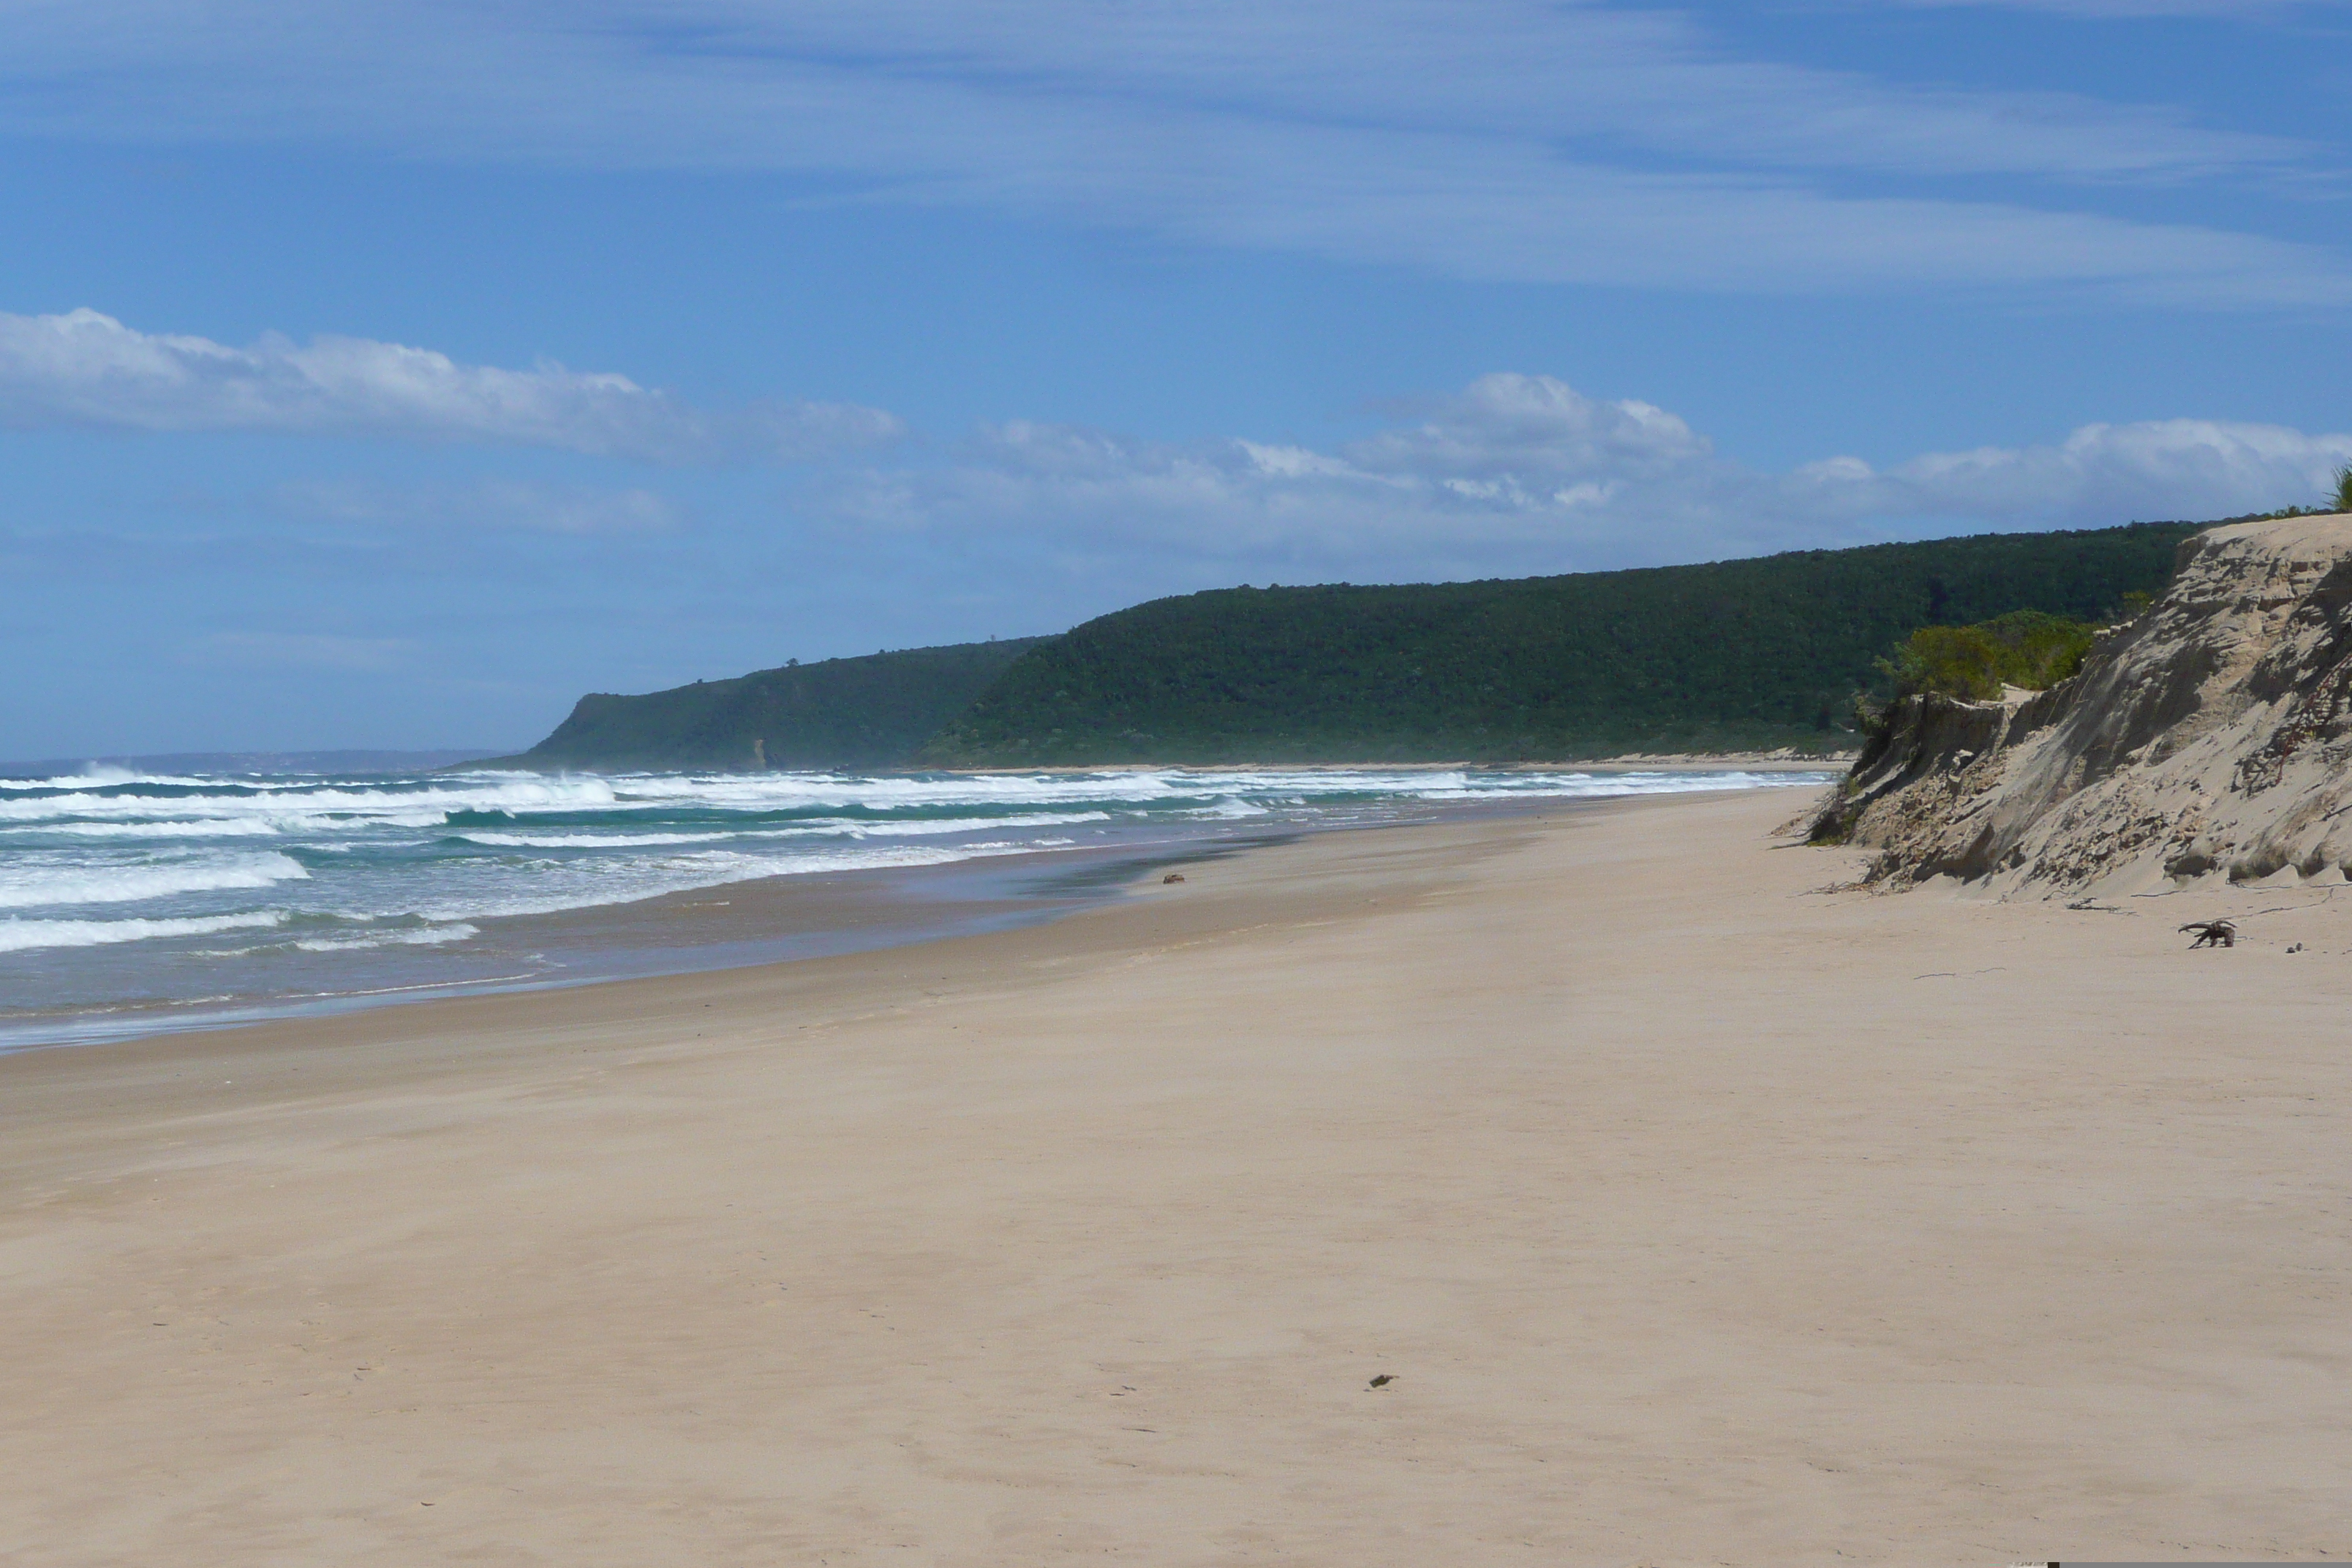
[500,638,1048,772]
[503,520,2211,771]
[921,522,2202,764]
[1880,611,2098,703]
[2224,486,2352,526]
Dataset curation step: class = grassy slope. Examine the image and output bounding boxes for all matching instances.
[922,523,2205,764]
[505,638,1049,772]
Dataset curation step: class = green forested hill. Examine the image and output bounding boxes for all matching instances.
[919,522,2206,764]
[502,638,1048,772]
[498,520,2214,772]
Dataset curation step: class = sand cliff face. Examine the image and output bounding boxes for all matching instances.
[1821,513,2352,897]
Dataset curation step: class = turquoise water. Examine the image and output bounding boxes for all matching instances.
[0,764,1829,1047]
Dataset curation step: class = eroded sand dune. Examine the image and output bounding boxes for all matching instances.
[1825,512,2352,897]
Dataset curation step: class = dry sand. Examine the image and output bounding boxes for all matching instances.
[3,789,2348,1565]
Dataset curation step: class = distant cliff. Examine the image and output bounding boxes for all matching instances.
[1816,513,2352,896]
[498,638,1048,772]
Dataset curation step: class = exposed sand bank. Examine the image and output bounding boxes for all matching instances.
[3,790,2346,1564]
[1831,513,2352,897]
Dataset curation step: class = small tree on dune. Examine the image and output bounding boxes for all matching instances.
[2336,464,2352,514]
[1877,610,2098,702]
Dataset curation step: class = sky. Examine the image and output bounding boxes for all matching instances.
[4,0,2351,756]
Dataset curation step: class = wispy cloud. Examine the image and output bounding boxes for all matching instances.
[0,3,2342,303]
[0,309,902,461]
[1793,418,2352,522]
[821,374,2352,581]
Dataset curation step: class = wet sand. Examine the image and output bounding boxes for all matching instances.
[2,788,2347,1564]
[0,827,1296,1053]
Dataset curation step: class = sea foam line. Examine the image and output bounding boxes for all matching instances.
[293,923,480,953]
[0,910,289,954]
[0,851,312,911]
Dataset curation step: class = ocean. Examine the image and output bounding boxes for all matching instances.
[0,763,1831,1049]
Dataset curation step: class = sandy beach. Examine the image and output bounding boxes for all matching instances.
[4,787,2348,1565]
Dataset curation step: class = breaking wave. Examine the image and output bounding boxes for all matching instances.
[0,910,289,954]
[0,851,311,910]
[0,762,1833,1044]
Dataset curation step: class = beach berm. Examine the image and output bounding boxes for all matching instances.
[1,789,2347,1564]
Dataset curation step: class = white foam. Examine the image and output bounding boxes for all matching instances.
[12,817,290,839]
[457,830,735,849]
[0,764,1834,838]
[803,810,1115,839]
[293,923,479,952]
[452,810,1115,851]
[411,842,1033,923]
[0,910,288,954]
[1,766,154,789]
[0,774,631,826]
[0,766,1840,991]
[0,851,311,910]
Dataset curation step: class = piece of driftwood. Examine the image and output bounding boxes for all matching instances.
[2179,919,2236,949]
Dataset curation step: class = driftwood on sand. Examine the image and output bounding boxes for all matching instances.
[2179,919,2236,949]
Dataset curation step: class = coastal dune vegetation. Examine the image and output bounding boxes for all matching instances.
[1878,609,2101,704]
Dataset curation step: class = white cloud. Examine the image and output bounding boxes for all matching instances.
[0,309,902,461]
[1809,418,2352,522]
[0,3,2341,303]
[1344,375,1712,484]
[817,374,2352,582]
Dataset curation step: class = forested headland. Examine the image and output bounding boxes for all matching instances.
[494,638,1049,772]
[496,519,2217,770]
[922,521,2204,764]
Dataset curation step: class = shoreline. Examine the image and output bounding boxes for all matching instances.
[6,788,2340,1562]
[2,772,1837,1057]
[0,826,1298,1058]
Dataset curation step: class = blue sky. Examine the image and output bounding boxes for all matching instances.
[4,0,2351,755]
